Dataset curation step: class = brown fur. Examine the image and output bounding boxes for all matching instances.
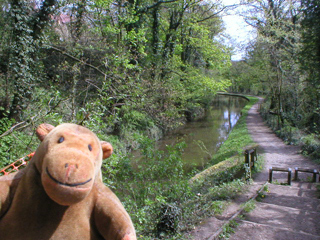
[0,123,136,240]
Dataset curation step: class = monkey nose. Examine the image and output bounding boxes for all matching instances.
[64,163,79,181]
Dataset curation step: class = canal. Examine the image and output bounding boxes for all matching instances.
[156,95,248,169]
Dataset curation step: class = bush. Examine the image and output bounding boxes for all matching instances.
[0,118,38,170]
[106,135,193,238]
[301,134,320,161]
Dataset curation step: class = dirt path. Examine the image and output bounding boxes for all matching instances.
[247,98,319,181]
[188,98,320,240]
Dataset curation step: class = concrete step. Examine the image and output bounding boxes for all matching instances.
[229,220,320,240]
[241,202,320,236]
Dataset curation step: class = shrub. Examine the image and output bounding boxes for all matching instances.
[301,134,320,161]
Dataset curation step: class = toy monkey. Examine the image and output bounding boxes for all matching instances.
[0,123,136,240]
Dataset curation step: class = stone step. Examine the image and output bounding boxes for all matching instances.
[262,192,320,212]
[262,184,320,212]
[291,181,320,191]
[267,183,320,198]
[186,217,225,240]
[229,220,320,240]
[241,202,320,236]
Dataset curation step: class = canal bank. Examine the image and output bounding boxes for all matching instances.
[155,94,248,169]
[174,95,260,238]
[109,95,261,239]
[188,95,260,190]
[186,95,262,239]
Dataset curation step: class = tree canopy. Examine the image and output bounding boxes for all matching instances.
[0,0,234,137]
[230,0,320,134]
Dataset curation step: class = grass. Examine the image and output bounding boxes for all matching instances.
[242,199,256,213]
[218,220,239,239]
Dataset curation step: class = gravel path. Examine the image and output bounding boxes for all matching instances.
[248,98,319,182]
[229,97,320,240]
[188,97,320,240]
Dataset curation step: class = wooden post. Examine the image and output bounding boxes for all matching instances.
[288,168,292,185]
[244,148,258,180]
[250,149,256,168]
[269,167,273,183]
[294,167,298,180]
[245,150,250,165]
[313,169,317,182]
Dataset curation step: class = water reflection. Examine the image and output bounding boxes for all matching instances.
[157,95,248,168]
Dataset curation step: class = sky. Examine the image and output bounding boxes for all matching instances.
[219,0,256,61]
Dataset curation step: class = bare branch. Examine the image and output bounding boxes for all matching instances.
[137,0,179,14]
[46,45,118,94]
[0,121,28,138]
[47,45,106,76]
[196,4,242,23]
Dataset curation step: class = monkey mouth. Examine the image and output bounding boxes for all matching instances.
[46,167,92,187]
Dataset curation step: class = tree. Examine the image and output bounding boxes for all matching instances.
[240,0,302,128]
[0,0,57,119]
[300,0,320,132]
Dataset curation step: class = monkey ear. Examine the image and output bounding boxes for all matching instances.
[101,141,113,159]
[36,123,55,142]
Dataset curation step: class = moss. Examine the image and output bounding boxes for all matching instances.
[190,155,242,184]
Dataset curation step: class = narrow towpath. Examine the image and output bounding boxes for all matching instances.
[188,98,320,240]
[247,98,319,183]
[230,98,320,240]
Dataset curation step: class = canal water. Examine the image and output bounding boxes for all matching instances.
[156,95,248,169]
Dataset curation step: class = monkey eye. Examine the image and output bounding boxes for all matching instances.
[58,137,64,143]
[88,144,93,151]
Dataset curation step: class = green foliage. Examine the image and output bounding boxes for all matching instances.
[105,135,192,237]
[0,117,39,170]
[256,184,269,202]
[100,110,259,238]
[242,199,256,213]
[218,219,239,239]
[301,134,320,161]
[0,93,260,239]
[207,179,246,201]
[0,117,16,169]
[0,0,265,238]
[122,108,154,131]
[231,1,320,158]
[179,179,246,235]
